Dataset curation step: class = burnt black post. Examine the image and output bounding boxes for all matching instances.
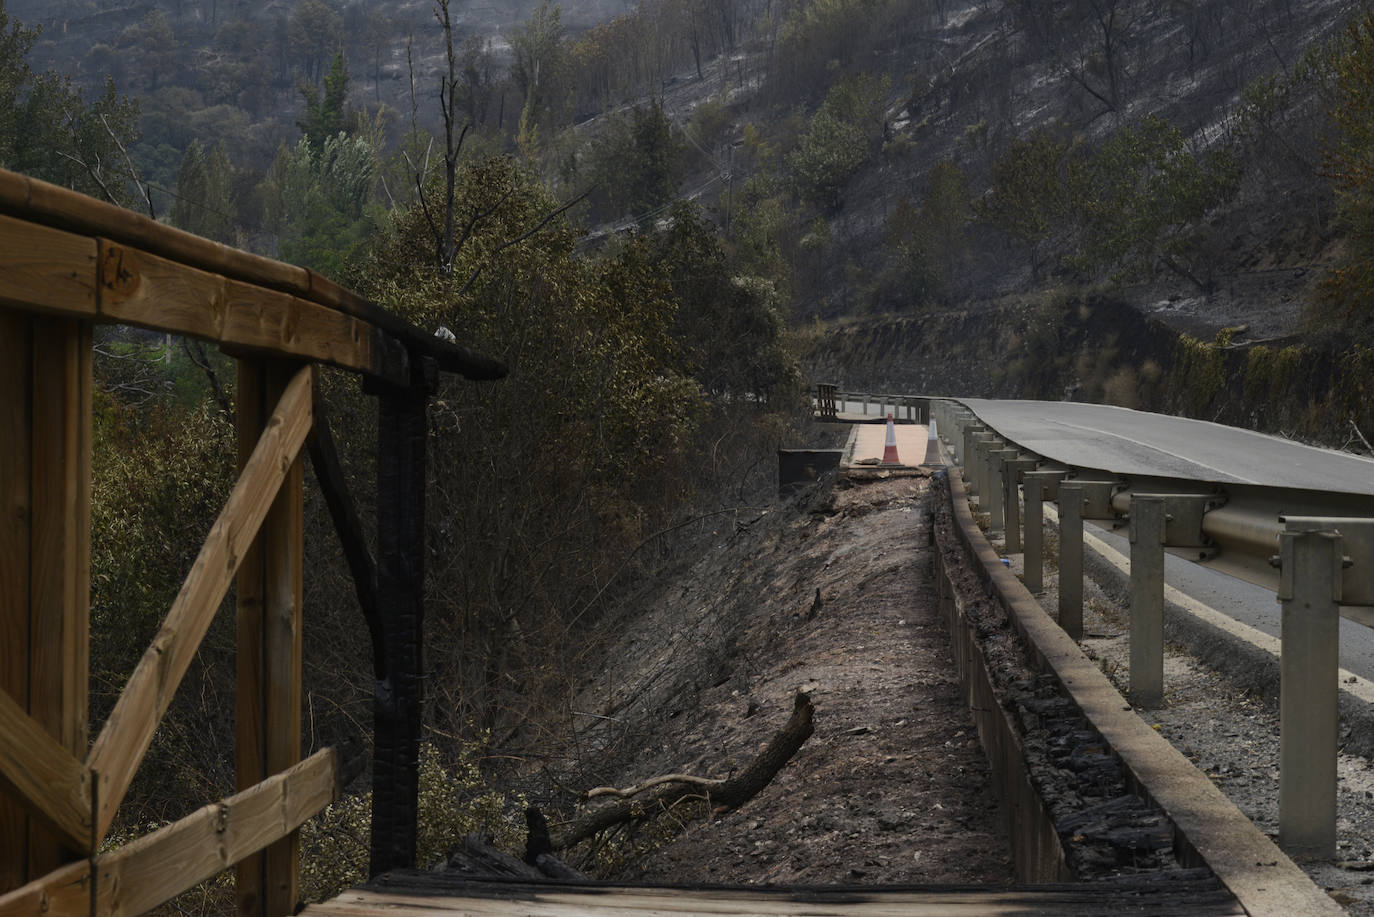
[367,359,436,877]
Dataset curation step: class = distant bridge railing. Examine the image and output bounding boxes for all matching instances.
[0,168,501,916]
[812,384,932,424]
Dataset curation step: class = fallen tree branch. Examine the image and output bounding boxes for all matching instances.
[585,774,726,800]
[551,691,814,851]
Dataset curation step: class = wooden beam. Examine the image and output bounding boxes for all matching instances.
[0,310,33,892]
[0,215,97,319]
[27,319,92,877]
[235,362,307,916]
[0,689,90,853]
[262,362,305,917]
[97,748,341,917]
[95,242,390,384]
[234,361,267,917]
[87,364,314,842]
[307,403,384,676]
[0,860,92,917]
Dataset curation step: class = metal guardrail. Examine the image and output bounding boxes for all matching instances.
[915,395,1372,861]
[811,386,931,424]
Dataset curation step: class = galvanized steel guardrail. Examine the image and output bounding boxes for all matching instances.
[812,385,1374,862]
[926,396,1374,862]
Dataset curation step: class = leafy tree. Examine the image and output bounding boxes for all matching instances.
[787,73,889,206]
[289,0,342,84]
[511,0,567,152]
[171,139,236,244]
[1319,11,1374,333]
[1063,115,1238,289]
[117,10,179,91]
[974,130,1069,277]
[260,132,378,276]
[299,53,350,148]
[653,202,800,404]
[0,4,141,206]
[582,100,686,223]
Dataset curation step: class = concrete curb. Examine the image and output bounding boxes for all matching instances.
[946,469,1343,917]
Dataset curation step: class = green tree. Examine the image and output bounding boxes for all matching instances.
[0,4,141,207]
[582,100,686,223]
[787,73,890,206]
[511,0,567,151]
[1320,11,1374,333]
[289,0,342,84]
[654,202,799,404]
[261,132,378,276]
[172,139,236,243]
[299,53,350,148]
[974,130,1069,277]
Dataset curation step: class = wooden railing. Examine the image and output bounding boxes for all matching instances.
[0,168,503,916]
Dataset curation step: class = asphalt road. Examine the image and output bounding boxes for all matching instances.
[959,398,1374,495]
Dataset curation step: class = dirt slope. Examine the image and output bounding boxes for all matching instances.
[560,472,1012,885]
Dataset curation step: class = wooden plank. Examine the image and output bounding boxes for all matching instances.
[263,362,305,917]
[27,319,92,876]
[299,883,1245,917]
[0,859,92,917]
[99,748,340,917]
[86,365,315,841]
[97,241,228,339]
[0,689,90,852]
[0,215,97,319]
[234,360,267,917]
[0,310,32,892]
[96,241,378,378]
[0,170,309,300]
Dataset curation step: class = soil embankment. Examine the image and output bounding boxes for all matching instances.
[565,473,1013,884]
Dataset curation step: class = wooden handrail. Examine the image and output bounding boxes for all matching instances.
[86,364,314,842]
[0,169,505,382]
[0,171,504,913]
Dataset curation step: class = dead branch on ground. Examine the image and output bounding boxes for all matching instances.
[551,691,814,851]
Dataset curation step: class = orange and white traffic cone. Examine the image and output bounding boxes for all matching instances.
[924,417,942,465]
[881,414,901,465]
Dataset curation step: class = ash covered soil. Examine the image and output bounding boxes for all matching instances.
[558,473,1013,884]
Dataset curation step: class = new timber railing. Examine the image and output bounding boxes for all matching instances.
[0,168,504,916]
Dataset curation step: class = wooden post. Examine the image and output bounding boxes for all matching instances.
[368,367,433,877]
[0,312,91,892]
[235,360,307,916]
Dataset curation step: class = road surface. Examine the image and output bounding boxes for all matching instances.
[960,398,1374,495]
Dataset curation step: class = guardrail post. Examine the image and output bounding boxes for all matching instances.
[1023,475,1045,593]
[1277,520,1343,860]
[1004,460,1021,551]
[1128,495,1167,708]
[988,449,1018,531]
[1058,483,1084,641]
[962,427,987,487]
[1002,458,1039,553]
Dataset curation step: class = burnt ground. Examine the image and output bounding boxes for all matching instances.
[554,472,1014,884]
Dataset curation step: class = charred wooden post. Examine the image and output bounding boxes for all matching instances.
[367,359,438,877]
